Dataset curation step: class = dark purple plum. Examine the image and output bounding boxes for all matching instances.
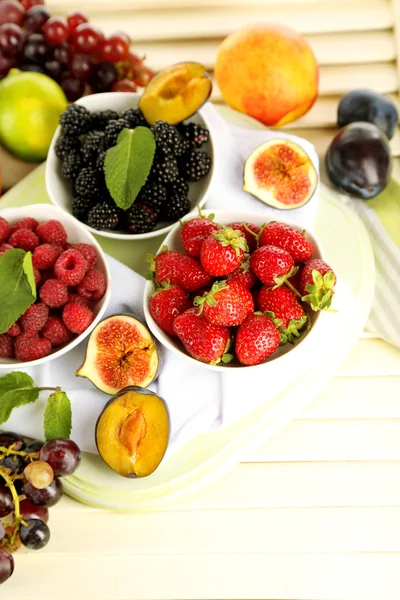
[338,89,398,140]
[326,122,392,200]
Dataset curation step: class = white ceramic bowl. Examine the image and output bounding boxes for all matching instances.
[143,209,327,372]
[46,92,215,241]
[0,204,111,369]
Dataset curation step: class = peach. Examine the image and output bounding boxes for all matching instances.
[215,24,319,127]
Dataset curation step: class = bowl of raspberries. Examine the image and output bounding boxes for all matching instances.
[46,92,214,240]
[0,204,111,367]
[143,209,337,371]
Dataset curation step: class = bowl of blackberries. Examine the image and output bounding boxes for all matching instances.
[46,92,215,239]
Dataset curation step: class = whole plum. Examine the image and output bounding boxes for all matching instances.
[338,89,398,140]
[326,122,392,199]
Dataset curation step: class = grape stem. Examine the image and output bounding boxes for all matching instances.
[0,446,39,459]
[0,467,24,546]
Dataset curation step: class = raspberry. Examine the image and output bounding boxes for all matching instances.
[0,334,14,358]
[32,244,62,270]
[54,249,87,286]
[38,270,54,287]
[36,220,68,246]
[12,217,39,232]
[7,321,21,337]
[39,279,68,308]
[0,243,13,256]
[72,243,98,269]
[9,228,39,252]
[0,217,10,243]
[67,293,91,308]
[42,316,72,347]
[20,303,49,332]
[62,303,93,334]
[33,267,41,288]
[15,332,51,362]
[77,269,106,300]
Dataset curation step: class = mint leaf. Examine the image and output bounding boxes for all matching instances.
[0,249,36,334]
[44,390,72,441]
[0,372,39,424]
[104,126,156,210]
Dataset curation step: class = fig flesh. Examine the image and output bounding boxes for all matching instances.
[338,89,398,140]
[76,315,159,395]
[96,386,170,478]
[326,122,392,200]
[138,61,212,125]
[243,139,318,209]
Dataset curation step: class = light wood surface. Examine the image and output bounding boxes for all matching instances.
[5,0,400,598]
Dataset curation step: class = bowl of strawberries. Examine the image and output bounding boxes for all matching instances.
[143,209,337,371]
[0,204,111,368]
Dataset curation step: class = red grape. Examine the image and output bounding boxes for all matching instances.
[0,432,24,450]
[19,498,49,523]
[21,0,44,10]
[111,78,137,92]
[73,23,103,54]
[70,51,91,81]
[100,32,129,63]
[0,23,25,57]
[53,42,70,65]
[23,5,50,33]
[131,64,154,87]
[23,477,63,507]
[44,57,62,80]
[0,51,16,76]
[43,16,69,45]
[40,438,81,477]
[22,32,49,64]
[67,11,88,33]
[126,50,142,66]
[60,71,84,101]
[88,60,117,92]
[0,550,14,585]
[0,485,13,518]
[20,519,50,550]
[0,0,25,26]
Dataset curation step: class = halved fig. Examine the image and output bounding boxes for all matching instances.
[96,386,170,478]
[76,315,159,395]
[138,62,212,125]
[243,139,318,209]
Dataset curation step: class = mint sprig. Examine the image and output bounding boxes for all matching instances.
[0,249,36,334]
[104,126,156,210]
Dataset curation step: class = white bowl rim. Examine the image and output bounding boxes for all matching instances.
[143,208,328,372]
[45,91,215,241]
[0,203,111,369]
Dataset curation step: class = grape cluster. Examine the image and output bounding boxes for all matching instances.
[0,432,81,585]
[0,0,154,100]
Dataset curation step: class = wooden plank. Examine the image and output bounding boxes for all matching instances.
[132,30,396,71]
[6,553,400,599]
[64,3,394,40]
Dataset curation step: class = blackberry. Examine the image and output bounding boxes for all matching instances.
[61,152,82,181]
[179,151,211,181]
[75,167,101,199]
[87,202,120,230]
[127,204,156,234]
[151,154,179,184]
[104,118,129,148]
[179,122,210,148]
[138,182,167,210]
[60,104,92,136]
[151,121,186,157]
[168,177,189,197]
[163,194,191,220]
[71,196,94,221]
[55,134,80,160]
[91,109,119,131]
[81,130,105,166]
[96,150,107,174]
[122,107,147,128]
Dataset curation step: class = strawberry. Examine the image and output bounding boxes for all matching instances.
[226,257,258,289]
[299,258,336,311]
[147,247,212,293]
[227,221,259,252]
[258,222,313,263]
[257,285,307,343]
[181,212,219,257]
[200,227,248,276]
[149,282,191,337]
[173,307,232,365]
[194,280,254,326]
[249,245,295,287]
[235,313,280,365]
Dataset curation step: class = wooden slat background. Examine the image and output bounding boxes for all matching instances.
[5,1,400,599]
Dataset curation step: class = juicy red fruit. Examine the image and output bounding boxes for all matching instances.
[42,16,69,45]
[194,280,254,327]
[249,245,294,287]
[227,221,259,253]
[259,221,313,263]
[101,32,129,63]
[67,11,88,33]
[0,217,10,243]
[40,438,81,477]
[0,1,25,27]
[181,215,219,257]
[15,332,51,362]
[62,302,93,334]
[54,249,87,286]
[73,23,103,54]
[200,227,248,277]
[235,314,281,366]
[152,250,212,293]
[149,284,190,337]
[0,23,25,58]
